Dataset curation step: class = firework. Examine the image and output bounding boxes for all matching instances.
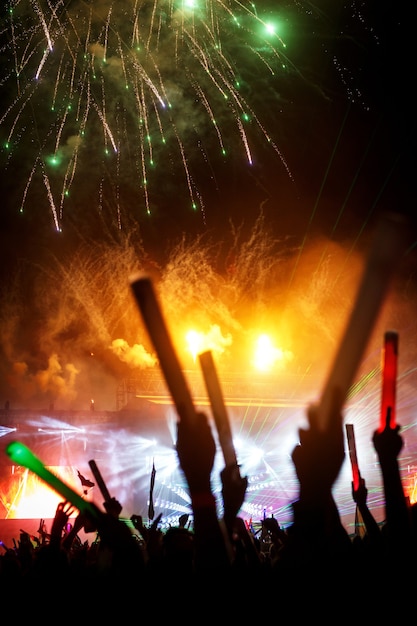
[0,0,298,231]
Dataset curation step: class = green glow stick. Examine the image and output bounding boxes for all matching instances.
[6,441,101,521]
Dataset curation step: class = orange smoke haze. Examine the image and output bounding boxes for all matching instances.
[0,213,416,412]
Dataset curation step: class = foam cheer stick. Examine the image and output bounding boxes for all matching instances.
[379,330,398,431]
[345,423,361,491]
[89,459,112,503]
[198,349,238,468]
[315,211,409,430]
[130,274,197,425]
[6,441,101,521]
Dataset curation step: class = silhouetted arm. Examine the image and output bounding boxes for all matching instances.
[286,389,352,572]
[176,412,230,573]
[372,413,410,542]
[352,475,381,541]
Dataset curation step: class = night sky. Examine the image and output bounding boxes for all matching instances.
[0,1,416,409]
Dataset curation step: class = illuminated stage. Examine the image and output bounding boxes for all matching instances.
[1,367,417,545]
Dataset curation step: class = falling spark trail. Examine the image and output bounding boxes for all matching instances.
[0,0,300,230]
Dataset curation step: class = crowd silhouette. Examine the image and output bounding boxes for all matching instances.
[2,215,417,616]
[1,380,416,617]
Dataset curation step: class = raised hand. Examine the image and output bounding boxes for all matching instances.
[220,463,248,530]
[292,391,346,500]
[50,501,76,548]
[176,411,216,495]
[103,496,123,519]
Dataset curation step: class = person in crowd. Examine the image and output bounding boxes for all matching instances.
[372,408,411,547]
[175,410,231,576]
[1,369,416,617]
[350,472,383,572]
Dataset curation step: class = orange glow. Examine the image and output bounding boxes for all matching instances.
[185,324,233,364]
[253,334,284,372]
[186,330,205,362]
[1,466,89,520]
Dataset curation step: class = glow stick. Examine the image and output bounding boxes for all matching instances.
[130,274,197,424]
[89,459,112,502]
[198,350,238,467]
[345,423,360,491]
[6,441,100,521]
[315,212,409,430]
[379,330,398,431]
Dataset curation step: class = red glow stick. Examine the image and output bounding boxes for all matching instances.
[379,330,398,431]
[198,350,238,467]
[315,212,409,430]
[130,274,197,425]
[345,423,360,491]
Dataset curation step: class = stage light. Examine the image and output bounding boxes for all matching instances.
[253,334,284,372]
